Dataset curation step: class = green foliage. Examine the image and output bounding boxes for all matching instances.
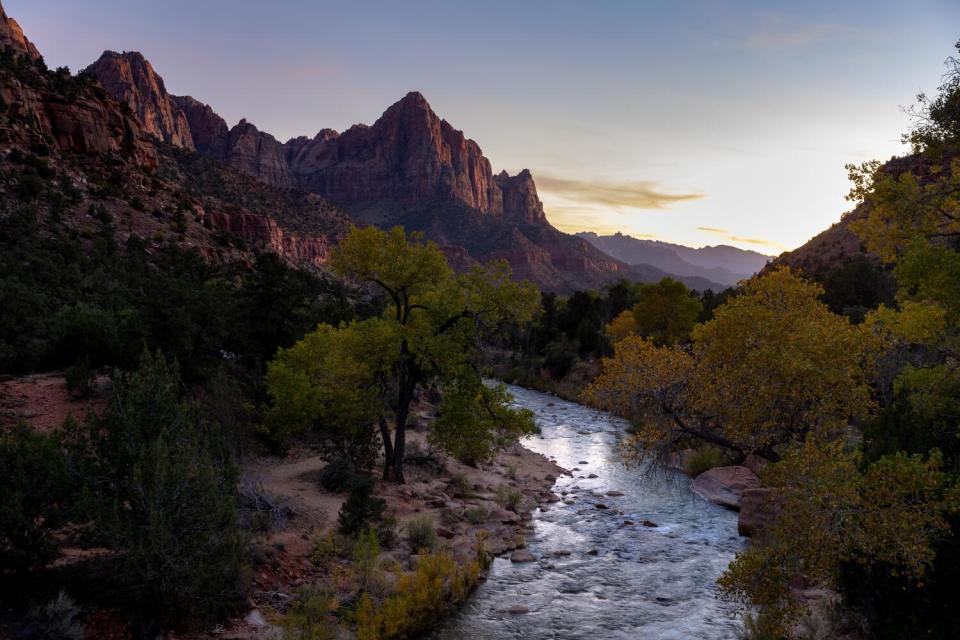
[355,549,482,640]
[352,528,382,593]
[337,476,386,537]
[405,515,437,553]
[631,277,702,345]
[0,422,70,572]
[464,504,490,525]
[683,446,731,478]
[319,458,362,493]
[269,226,539,482]
[495,486,523,513]
[281,587,338,640]
[71,351,245,623]
[429,379,536,466]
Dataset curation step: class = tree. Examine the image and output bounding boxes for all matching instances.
[603,309,639,344]
[631,277,702,345]
[70,351,245,625]
[586,268,875,460]
[267,226,539,482]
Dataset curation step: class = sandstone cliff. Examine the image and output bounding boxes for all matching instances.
[84,51,194,150]
[85,50,637,290]
[0,1,39,60]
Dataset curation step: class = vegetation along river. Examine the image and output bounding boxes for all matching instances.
[431,384,744,640]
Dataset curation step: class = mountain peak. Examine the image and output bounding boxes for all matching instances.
[0,1,40,59]
[85,50,194,150]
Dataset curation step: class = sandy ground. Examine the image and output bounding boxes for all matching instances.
[0,373,109,432]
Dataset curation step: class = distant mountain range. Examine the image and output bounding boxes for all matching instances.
[577,232,772,287]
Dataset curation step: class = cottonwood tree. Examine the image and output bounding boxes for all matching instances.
[267,226,539,482]
[587,267,876,461]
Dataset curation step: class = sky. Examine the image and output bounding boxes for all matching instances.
[8,1,960,253]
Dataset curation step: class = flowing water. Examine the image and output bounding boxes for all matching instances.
[430,384,745,640]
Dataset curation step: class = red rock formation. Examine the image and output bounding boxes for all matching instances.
[84,51,194,150]
[0,1,39,60]
[223,119,296,190]
[205,210,333,267]
[172,95,228,157]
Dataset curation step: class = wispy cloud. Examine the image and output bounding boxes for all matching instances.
[697,226,729,234]
[537,175,704,210]
[728,235,782,249]
[738,19,860,50]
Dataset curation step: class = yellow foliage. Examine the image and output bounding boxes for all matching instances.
[604,310,639,344]
[355,549,483,640]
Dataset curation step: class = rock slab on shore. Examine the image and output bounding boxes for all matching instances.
[691,465,760,510]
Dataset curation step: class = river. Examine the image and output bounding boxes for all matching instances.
[430,384,745,640]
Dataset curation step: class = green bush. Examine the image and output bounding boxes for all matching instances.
[280,587,338,640]
[319,458,359,493]
[405,515,437,552]
[64,357,94,399]
[683,446,731,477]
[0,422,70,572]
[73,351,246,624]
[464,504,490,525]
[495,486,523,513]
[337,476,385,537]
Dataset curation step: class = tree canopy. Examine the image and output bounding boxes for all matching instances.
[267,226,539,482]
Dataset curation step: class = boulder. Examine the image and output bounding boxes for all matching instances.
[510,550,537,563]
[691,465,760,510]
[737,487,783,537]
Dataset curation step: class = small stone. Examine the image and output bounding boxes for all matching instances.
[511,550,537,563]
[586,548,599,556]
[642,520,658,527]
[588,474,599,479]
[578,460,589,465]
[622,519,635,526]
[606,490,624,497]
[595,503,608,510]
[436,527,456,539]
[552,549,572,556]
[245,609,266,628]
[508,605,530,614]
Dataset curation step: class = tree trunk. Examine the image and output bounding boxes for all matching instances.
[379,417,394,481]
[385,344,417,484]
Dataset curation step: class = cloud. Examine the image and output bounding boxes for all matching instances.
[697,226,729,234]
[536,175,704,211]
[727,235,782,248]
[739,20,860,50]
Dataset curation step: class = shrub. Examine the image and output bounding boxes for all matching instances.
[448,472,472,496]
[352,527,381,593]
[22,591,84,640]
[319,458,359,493]
[355,549,483,640]
[464,504,490,525]
[405,515,437,552]
[0,422,69,572]
[64,357,94,399]
[495,486,523,513]
[683,446,731,477]
[337,476,385,537]
[280,587,338,640]
[72,351,246,623]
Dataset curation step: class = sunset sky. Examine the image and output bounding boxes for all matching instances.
[10,0,959,253]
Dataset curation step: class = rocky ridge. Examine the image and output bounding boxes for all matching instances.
[84,53,640,291]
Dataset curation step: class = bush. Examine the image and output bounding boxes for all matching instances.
[352,527,381,593]
[337,476,385,537]
[448,472,472,496]
[280,587,338,640]
[405,516,437,552]
[464,504,490,525]
[683,446,731,477]
[64,357,94,399]
[22,591,84,640]
[495,486,523,513]
[72,351,246,624]
[355,549,483,640]
[0,422,69,572]
[319,458,360,493]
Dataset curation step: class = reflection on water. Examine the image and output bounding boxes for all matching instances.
[429,385,744,640]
